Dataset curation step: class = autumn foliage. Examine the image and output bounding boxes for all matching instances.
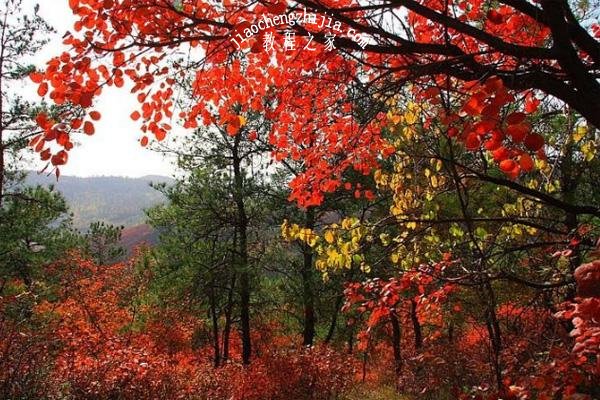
[4,0,600,399]
[1,252,354,400]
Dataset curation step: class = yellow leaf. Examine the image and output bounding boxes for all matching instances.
[379,233,390,246]
[582,141,596,162]
[572,125,587,143]
[324,230,335,244]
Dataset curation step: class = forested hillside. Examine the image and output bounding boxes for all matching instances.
[25,173,172,229]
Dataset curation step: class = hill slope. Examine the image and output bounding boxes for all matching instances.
[25,173,173,231]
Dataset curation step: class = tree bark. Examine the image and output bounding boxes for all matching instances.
[324,294,344,344]
[410,299,422,350]
[390,313,403,378]
[232,134,251,365]
[222,273,236,363]
[483,282,503,392]
[209,287,221,368]
[301,207,316,346]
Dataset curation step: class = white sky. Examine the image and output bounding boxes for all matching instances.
[21,0,177,178]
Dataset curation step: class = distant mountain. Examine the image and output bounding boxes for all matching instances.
[25,173,173,231]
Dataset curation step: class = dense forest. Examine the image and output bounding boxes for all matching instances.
[1,0,599,399]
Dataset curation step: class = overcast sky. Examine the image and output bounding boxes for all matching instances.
[21,0,176,178]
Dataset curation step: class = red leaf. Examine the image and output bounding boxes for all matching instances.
[524,94,540,113]
[155,129,166,141]
[30,72,44,84]
[90,111,102,121]
[519,153,534,172]
[40,149,51,161]
[266,1,287,14]
[506,123,528,143]
[506,112,526,125]
[524,133,544,151]
[487,10,504,25]
[37,82,49,97]
[51,150,69,166]
[83,121,95,135]
[492,147,510,162]
[499,159,517,172]
[465,132,481,150]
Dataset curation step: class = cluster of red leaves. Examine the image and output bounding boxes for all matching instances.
[556,259,600,365]
[344,270,455,334]
[29,0,568,205]
[432,76,545,179]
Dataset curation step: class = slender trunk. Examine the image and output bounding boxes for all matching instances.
[0,140,4,208]
[483,281,503,392]
[389,313,403,378]
[209,288,221,368]
[222,274,235,362]
[301,208,316,346]
[410,299,422,350]
[0,8,7,208]
[239,269,251,364]
[232,134,251,365]
[324,294,343,344]
[361,336,370,383]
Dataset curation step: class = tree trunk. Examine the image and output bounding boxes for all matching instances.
[0,9,6,208]
[232,134,251,365]
[483,281,503,392]
[209,288,221,368]
[389,313,403,378]
[301,207,316,346]
[410,299,422,350]
[324,294,343,344]
[222,274,236,362]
